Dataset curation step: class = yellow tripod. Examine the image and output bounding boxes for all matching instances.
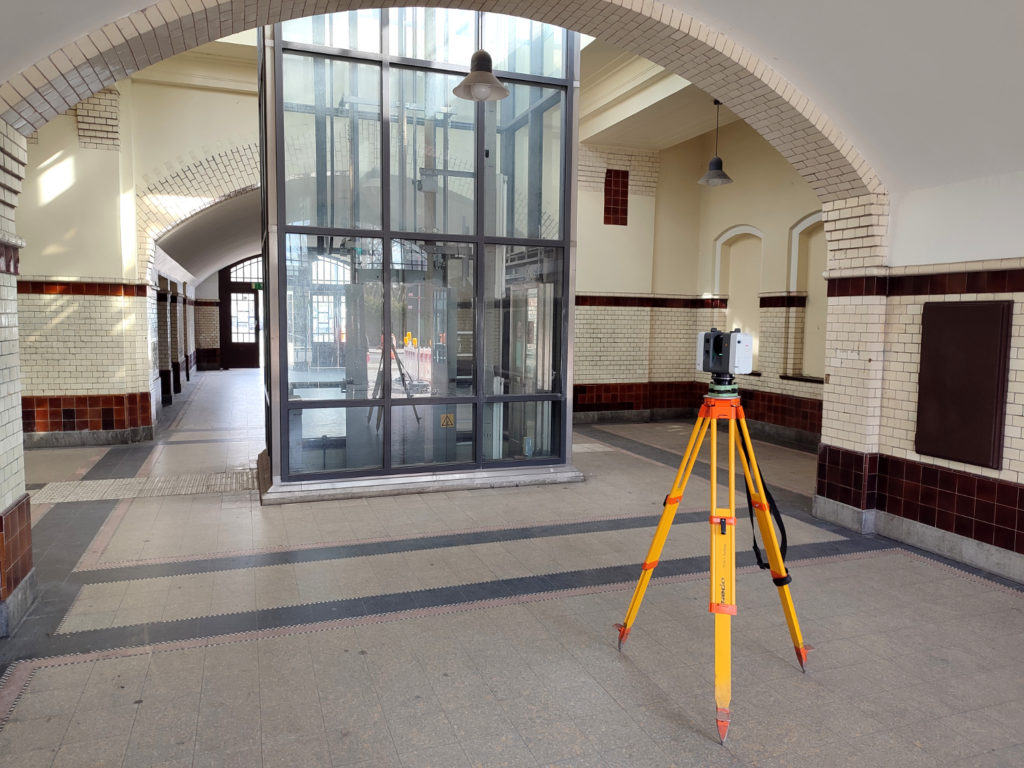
[615,378,809,743]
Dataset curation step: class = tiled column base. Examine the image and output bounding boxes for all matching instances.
[813,496,1024,584]
[572,380,822,448]
[0,494,35,637]
[197,349,221,370]
[22,392,154,447]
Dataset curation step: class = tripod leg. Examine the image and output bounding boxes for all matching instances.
[615,413,711,649]
[736,414,809,671]
[709,416,737,743]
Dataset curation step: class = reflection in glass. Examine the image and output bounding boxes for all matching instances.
[390,69,476,235]
[483,402,559,461]
[389,8,476,66]
[389,241,475,398]
[288,407,383,475]
[281,10,382,52]
[484,83,563,240]
[482,15,565,77]
[484,246,562,396]
[283,54,382,229]
[391,403,474,467]
[285,234,383,401]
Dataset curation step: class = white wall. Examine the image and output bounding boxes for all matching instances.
[890,171,1024,267]
[575,189,655,294]
[19,116,123,279]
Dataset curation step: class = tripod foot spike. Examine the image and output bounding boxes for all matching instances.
[614,623,630,650]
[795,643,812,672]
[716,708,730,744]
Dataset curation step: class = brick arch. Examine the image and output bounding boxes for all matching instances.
[0,0,881,204]
[137,143,260,282]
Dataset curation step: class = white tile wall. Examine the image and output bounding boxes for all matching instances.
[17,289,152,395]
[0,273,25,511]
[577,144,659,196]
[196,304,219,349]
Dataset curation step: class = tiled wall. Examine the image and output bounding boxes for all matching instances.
[75,87,119,150]
[136,145,259,283]
[815,261,1024,558]
[603,169,629,226]
[16,281,151,395]
[22,393,152,434]
[0,120,27,556]
[573,295,823,435]
[818,444,1024,557]
[578,145,658,198]
[0,269,25,514]
[0,494,30,601]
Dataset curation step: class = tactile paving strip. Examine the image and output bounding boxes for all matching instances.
[31,470,256,503]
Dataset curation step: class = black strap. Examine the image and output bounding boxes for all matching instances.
[737,439,790,581]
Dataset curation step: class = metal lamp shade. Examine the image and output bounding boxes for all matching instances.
[453,50,510,101]
[698,156,733,186]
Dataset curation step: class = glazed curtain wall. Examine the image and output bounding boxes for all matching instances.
[271,10,575,480]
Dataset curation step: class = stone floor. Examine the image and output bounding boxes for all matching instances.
[1,369,1022,767]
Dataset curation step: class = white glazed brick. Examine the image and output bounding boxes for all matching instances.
[186,302,197,359]
[157,293,171,370]
[577,144,659,196]
[196,304,220,348]
[0,272,24,511]
[75,87,119,150]
[574,299,823,402]
[0,120,27,245]
[17,290,151,395]
[170,292,183,363]
[135,143,259,282]
[820,294,886,453]
[574,305,652,384]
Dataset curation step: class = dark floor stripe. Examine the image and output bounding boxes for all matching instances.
[32,538,898,658]
[576,424,814,517]
[0,501,118,674]
[81,445,155,481]
[77,512,712,584]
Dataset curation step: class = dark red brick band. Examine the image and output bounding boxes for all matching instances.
[22,392,152,433]
[828,268,1024,298]
[817,444,1024,555]
[573,381,821,434]
[576,295,727,309]
[0,244,18,276]
[17,280,148,297]
[760,295,807,308]
[195,299,219,307]
[0,494,31,601]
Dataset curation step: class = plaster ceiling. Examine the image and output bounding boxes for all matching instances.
[579,39,738,151]
[155,190,261,286]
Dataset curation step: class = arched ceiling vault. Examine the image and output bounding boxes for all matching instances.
[0,0,882,203]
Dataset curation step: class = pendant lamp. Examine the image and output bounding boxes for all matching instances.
[453,50,510,102]
[698,99,733,186]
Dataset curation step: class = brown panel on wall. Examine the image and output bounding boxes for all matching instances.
[915,301,1012,469]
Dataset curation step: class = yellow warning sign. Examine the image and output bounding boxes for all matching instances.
[440,413,455,428]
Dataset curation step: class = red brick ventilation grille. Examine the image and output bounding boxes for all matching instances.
[603,169,629,226]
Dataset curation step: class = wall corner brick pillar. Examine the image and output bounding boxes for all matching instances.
[0,118,36,635]
[170,285,183,394]
[814,193,890,527]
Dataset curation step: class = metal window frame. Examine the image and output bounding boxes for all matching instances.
[270,10,577,483]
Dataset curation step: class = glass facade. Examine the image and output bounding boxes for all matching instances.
[271,10,575,480]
